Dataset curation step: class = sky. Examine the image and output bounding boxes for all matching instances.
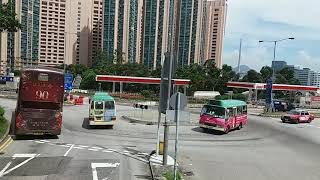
[223,0,320,72]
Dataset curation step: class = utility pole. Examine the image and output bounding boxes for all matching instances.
[162,0,181,166]
[237,38,242,74]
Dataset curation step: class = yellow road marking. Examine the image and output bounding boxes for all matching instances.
[0,136,13,153]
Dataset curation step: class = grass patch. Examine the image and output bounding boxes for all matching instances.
[0,106,8,139]
[163,170,182,180]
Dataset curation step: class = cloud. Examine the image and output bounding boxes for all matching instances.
[224,46,271,71]
[223,0,320,72]
[295,50,320,70]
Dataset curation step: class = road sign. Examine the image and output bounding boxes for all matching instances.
[266,78,273,104]
[73,74,82,89]
[166,110,190,122]
[159,53,176,114]
[169,92,187,110]
[64,73,73,91]
[0,76,14,82]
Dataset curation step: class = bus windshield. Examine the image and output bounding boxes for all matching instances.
[105,101,115,109]
[201,105,226,119]
[95,101,104,109]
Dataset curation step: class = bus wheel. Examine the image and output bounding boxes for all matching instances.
[237,123,243,130]
[201,127,208,133]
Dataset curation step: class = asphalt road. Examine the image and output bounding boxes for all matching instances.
[1,97,320,180]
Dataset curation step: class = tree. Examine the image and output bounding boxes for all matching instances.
[260,66,272,82]
[275,74,288,84]
[278,67,294,80]
[0,0,21,32]
[113,49,125,64]
[92,48,111,68]
[242,70,262,83]
[66,64,88,76]
[80,69,97,90]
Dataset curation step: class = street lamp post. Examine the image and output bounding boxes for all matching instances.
[259,37,295,80]
[259,37,294,112]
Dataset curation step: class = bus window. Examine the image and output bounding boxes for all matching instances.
[201,105,226,119]
[95,101,103,110]
[105,101,115,109]
[227,108,233,117]
[243,106,247,114]
[237,106,242,115]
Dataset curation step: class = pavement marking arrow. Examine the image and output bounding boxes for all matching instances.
[91,163,120,180]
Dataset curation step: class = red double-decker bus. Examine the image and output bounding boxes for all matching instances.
[12,67,64,136]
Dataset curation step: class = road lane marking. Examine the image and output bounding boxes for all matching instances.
[60,144,71,147]
[78,145,89,148]
[64,144,75,156]
[88,148,99,151]
[35,141,45,144]
[91,163,120,180]
[0,161,12,177]
[102,150,113,153]
[0,137,13,153]
[90,147,103,150]
[12,154,38,158]
[0,154,40,177]
[73,146,85,150]
[39,140,50,143]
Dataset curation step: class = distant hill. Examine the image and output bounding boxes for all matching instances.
[233,65,251,74]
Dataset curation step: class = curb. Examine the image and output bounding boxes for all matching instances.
[121,115,199,126]
[122,115,158,125]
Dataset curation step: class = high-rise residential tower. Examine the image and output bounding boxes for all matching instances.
[38,0,66,66]
[203,0,227,68]
[102,0,143,64]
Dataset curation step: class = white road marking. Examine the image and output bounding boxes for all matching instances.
[64,144,75,156]
[39,140,50,143]
[78,145,89,148]
[0,161,12,177]
[73,146,85,150]
[88,148,99,151]
[90,147,103,150]
[60,144,71,148]
[0,154,40,177]
[12,154,38,158]
[91,163,120,180]
[35,141,45,144]
[102,150,113,153]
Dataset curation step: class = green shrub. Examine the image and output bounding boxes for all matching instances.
[0,106,8,138]
[163,170,182,180]
[0,106,4,117]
